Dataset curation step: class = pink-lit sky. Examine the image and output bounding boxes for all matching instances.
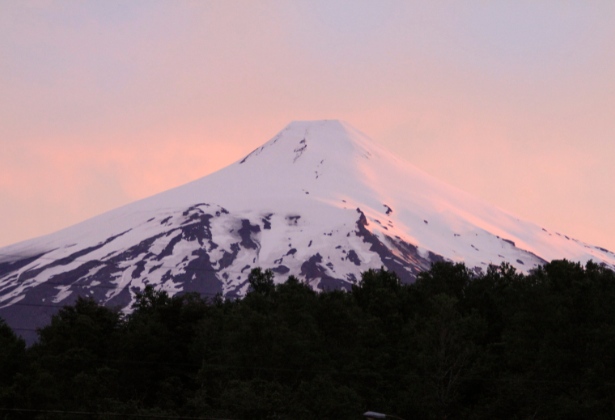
[1,1,614,252]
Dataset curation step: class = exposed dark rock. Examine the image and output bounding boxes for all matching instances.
[218,243,241,269]
[226,279,249,299]
[300,253,324,280]
[157,234,183,260]
[238,219,261,250]
[148,264,163,273]
[355,208,443,283]
[0,252,48,277]
[346,250,361,266]
[106,286,132,309]
[181,214,213,245]
[0,300,63,345]
[300,253,345,290]
[132,260,147,279]
[319,276,351,291]
[8,230,134,284]
[272,265,290,275]
[293,141,307,162]
[262,214,273,230]
[239,145,265,164]
[172,248,222,296]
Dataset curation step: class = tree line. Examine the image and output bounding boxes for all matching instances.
[1,259,615,419]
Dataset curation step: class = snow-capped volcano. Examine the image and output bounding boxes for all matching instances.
[1,120,614,341]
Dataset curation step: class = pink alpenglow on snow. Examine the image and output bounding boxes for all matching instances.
[1,120,614,342]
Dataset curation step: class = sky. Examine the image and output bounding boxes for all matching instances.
[1,1,614,252]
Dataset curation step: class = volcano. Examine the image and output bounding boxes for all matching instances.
[1,120,614,341]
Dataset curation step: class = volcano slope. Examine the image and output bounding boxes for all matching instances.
[2,120,614,341]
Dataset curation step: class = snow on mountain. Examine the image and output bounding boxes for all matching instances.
[1,120,614,341]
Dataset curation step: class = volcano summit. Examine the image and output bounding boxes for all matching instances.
[1,120,614,340]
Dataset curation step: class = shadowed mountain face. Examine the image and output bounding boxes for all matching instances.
[1,120,614,342]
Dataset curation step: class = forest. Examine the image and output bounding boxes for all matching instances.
[2,259,615,419]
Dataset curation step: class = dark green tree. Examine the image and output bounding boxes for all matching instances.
[248,267,276,295]
[13,297,123,416]
[118,286,210,413]
[0,317,26,413]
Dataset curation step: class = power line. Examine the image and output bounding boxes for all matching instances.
[0,349,611,387]
[0,243,297,310]
[0,407,236,420]
[0,243,268,308]
[0,248,259,277]
[2,288,226,309]
[0,240,273,296]
[0,211,268,270]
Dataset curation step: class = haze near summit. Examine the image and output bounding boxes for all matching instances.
[1,1,614,252]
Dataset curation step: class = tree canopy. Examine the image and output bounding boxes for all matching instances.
[1,260,615,419]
